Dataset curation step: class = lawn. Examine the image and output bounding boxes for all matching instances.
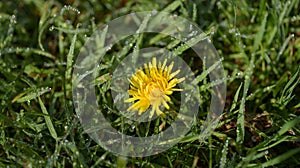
[0,0,299,167]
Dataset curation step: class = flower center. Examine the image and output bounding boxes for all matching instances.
[149,87,164,101]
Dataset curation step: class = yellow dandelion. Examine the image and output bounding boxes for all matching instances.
[124,57,185,118]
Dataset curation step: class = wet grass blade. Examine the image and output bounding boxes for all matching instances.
[38,97,58,141]
[65,26,78,80]
[14,87,51,103]
[237,12,268,145]
[260,148,300,167]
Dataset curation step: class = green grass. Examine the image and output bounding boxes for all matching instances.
[1,0,300,167]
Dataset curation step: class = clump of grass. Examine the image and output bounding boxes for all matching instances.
[0,0,299,167]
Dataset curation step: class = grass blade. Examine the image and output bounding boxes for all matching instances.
[279,66,300,106]
[38,97,58,141]
[14,87,51,103]
[237,12,268,145]
[253,13,268,52]
[260,148,300,167]
[65,25,78,80]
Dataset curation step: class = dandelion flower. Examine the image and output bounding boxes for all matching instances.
[124,57,185,118]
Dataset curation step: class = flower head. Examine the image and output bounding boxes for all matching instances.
[125,57,184,118]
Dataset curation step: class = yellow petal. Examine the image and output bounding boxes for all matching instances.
[172,88,183,91]
[124,97,139,102]
[169,70,180,80]
[161,59,167,71]
[152,57,157,67]
[167,61,174,73]
[165,90,173,95]
[162,100,170,109]
[149,107,155,118]
[163,95,171,102]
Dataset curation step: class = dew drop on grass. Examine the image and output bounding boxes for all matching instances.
[107,139,114,145]
[106,45,112,51]
[130,13,136,17]
[221,139,228,153]
[131,125,135,131]
[228,28,235,34]
[188,31,197,38]
[62,5,81,15]
[189,24,193,32]
[249,93,254,98]
[251,135,256,142]
[151,9,157,15]
[49,26,54,31]
[291,16,299,22]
